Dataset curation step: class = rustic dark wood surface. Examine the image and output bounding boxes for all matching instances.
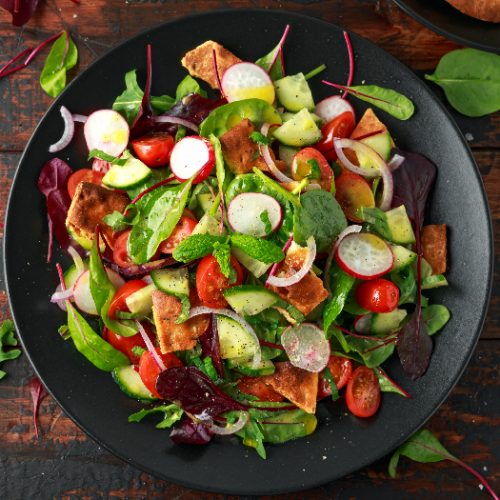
[0,1,499,498]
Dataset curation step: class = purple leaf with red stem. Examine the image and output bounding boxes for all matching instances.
[170,417,214,445]
[28,376,47,438]
[342,31,354,99]
[0,0,40,26]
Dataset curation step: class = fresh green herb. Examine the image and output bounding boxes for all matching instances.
[260,210,273,235]
[249,131,270,146]
[0,320,21,380]
[304,63,327,81]
[389,429,497,497]
[175,126,186,142]
[175,74,206,101]
[202,356,219,381]
[375,367,411,398]
[131,346,146,357]
[88,149,128,166]
[128,403,183,429]
[425,48,500,117]
[422,305,450,336]
[323,367,339,401]
[173,234,226,263]
[102,206,139,232]
[237,413,267,459]
[306,159,321,179]
[40,31,78,98]
[230,234,284,264]
[255,40,285,81]
[252,167,299,208]
[112,69,175,124]
[209,134,226,192]
[212,241,236,282]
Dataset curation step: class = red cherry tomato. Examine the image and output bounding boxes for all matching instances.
[113,230,134,268]
[102,324,153,364]
[159,216,198,254]
[345,366,381,418]
[108,279,147,319]
[355,278,400,313]
[292,147,333,191]
[138,348,183,399]
[335,172,375,222]
[317,356,353,400]
[196,255,244,309]
[67,169,104,199]
[315,112,356,161]
[131,132,175,168]
[237,377,284,402]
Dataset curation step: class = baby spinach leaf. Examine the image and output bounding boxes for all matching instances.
[0,319,21,379]
[173,234,226,263]
[422,304,450,336]
[40,31,78,98]
[260,210,273,235]
[230,234,284,264]
[293,190,347,252]
[375,367,411,398]
[425,48,500,117]
[128,403,183,429]
[345,336,396,368]
[128,179,193,264]
[323,264,356,332]
[255,42,284,82]
[175,74,206,101]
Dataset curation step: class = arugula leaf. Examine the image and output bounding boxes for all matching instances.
[212,241,235,281]
[0,320,21,379]
[230,234,284,264]
[172,234,226,263]
[128,403,183,429]
[40,31,78,98]
[260,210,273,235]
[323,367,339,401]
[175,75,206,101]
[249,131,270,146]
[112,70,175,124]
[425,48,500,117]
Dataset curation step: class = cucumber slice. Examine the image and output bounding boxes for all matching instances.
[223,285,278,316]
[102,157,152,189]
[273,108,323,147]
[232,247,271,278]
[391,244,417,271]
[125,283,156,316]
[359,205,416,244]
[422,275,448,290]
[371,309,407,335]
[227,357,275,376]
[64,260,88,289]
[112,365,157,401]
[216,315,259,360]
[192,213,221,236]
[67,226,93,251]
[197,192,217,214]
[360,131,393,161]
[281,111,322,125]
[275,73,315,112]
[151,268,189,296]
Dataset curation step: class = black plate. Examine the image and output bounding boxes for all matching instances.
[393,0,500,53]
[4,9,493,495]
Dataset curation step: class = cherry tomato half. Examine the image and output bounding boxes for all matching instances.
[67,169,104,199]
[131,132,175,168]
[315,112,356,161]
[237,376,284,402]
[355,278,400,313]
[345,366,381,418]
[102,324,153,364]
[113,230,134,268]
[292,147,333,191]
[335,172,375,222]
[108,279,147,319]
[159,216,198,254]
[139,348,183,399]
[317,356,353,400]
[196,255,244,309]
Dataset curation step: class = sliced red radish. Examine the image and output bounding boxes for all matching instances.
[221,62,275,104]
[84,109,129,157]
[281,323,330,373]
[227,193,282,237]
[73,268,125,315]
[314,95,354,124]
[354,314,373,333]
[169,136,215,184]
[336,232,393,280]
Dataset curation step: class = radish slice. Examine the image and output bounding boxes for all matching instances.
[281,323,330,373]
[153,115,199,133]
[314,95,354,124]
[227,193,282,237]
[266,236,316,288]
[354,314,373,333]
[49,106,75,153]
[73,268,125,315]
[170,136,215,183]
[260,123,294,183]
[92,157,111,174]
[84,109,130,157]
[221,62,275,104]
[336,233,393,280]
[51,286,74,303]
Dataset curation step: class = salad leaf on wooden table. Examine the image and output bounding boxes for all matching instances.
[0,320,21,380]
[128,404,184,429]
[0,0,39,26]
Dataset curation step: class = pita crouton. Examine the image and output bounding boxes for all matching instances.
[65,182,129,246]
[262,362,318,414]
[350,108,389,140]
[269,244,329,316]
[422,224,447,275]
[181,40,241,89]
[445,0,500,22]
[152,290,210,354]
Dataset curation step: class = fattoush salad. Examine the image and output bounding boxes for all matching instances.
[39,27,450,457]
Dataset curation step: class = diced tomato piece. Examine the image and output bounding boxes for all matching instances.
[317,356,353,400]
[335,172,375,222]
[315,111,356,161]
[131,132,175,168]
[159,216,198,254]
[102,323,153,364]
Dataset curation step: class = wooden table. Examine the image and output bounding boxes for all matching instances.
[0,1,498,498]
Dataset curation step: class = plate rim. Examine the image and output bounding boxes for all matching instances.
[3,7,494,495]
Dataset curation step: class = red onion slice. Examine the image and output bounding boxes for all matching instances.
[378,159,394,211]
[51,286,74,302]
[266,236,316,288]
[135,320,166,371]
[266,235,293,287]
[72,113,88,123]
[49,106,75,153]
[388,153,405,172]
[153,115,199,133]
[281,323,330,372]
[260,123,294,183]
[189,307,262,368]
[206,411,249,435]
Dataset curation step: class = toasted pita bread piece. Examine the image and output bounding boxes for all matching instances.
[261,362,318,414]
[181,40,241,90]
[351,108,389,139]
[152,290,210,354]
[422,224,447,275]
[65,181,129,247]
[269,244,329,316]
[445,0,500,22]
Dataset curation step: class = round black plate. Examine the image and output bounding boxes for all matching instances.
[393,0,500,53]
[4,9,493,495]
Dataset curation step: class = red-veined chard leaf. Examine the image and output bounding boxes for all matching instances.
[0,0,40,26]
[28,376,47,438]
[170,417,214,445]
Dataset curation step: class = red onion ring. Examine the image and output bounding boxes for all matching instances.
[153,115,199,133]
[135,320,165,371]
[259,123,294,183]
[265,235,293,287]
[266,236,316,288]
[388,153,405,172]
[49,106,75,153]
[51,286,74,302]
[72,113,88,123]
[206,411,249,435]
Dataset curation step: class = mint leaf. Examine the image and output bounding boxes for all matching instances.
[260,210,273,235]
[128,403,183,429]
[250,131,270,145]
[230,234,284,264]
[172,234,226,263]
[212,241,234,280]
